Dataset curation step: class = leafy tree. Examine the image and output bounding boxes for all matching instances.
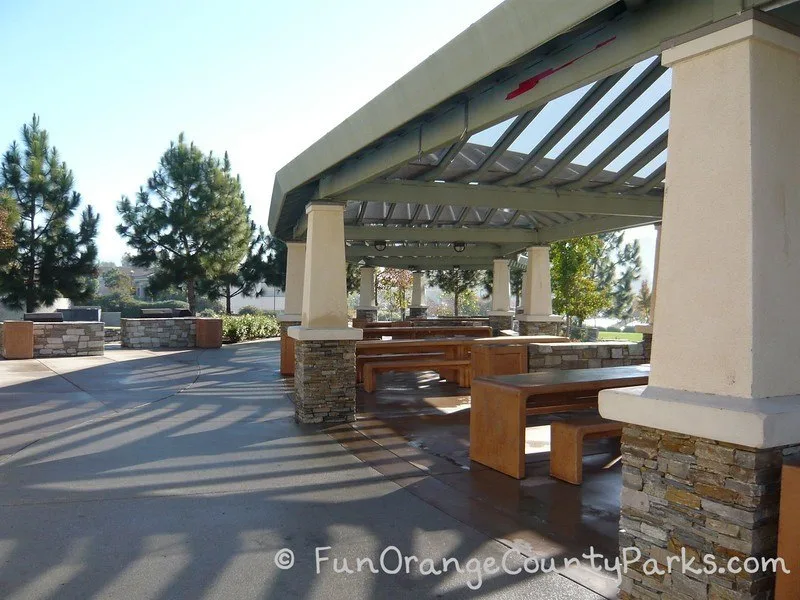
[117,134,251,314]
[346,262,359,294]
[0,116,99,312]
[634,278,652,323]
[551,237,610,332]
[102,267,135,299]
[198,220,271,314]
[428,269,483,316]
[377,268,412,319]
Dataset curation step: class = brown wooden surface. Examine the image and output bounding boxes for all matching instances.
[471,344,528,379]
[363,358,471,393]
[356,335,568,356]
[2,321,34,360]
[776,458,800,599]
[357,352,444,383]
[280,333,296,376]
[361,325,492,340]
[196,318,223,349]
[469,365,649,479]
[550,418,624,485]
[363,321,412,328]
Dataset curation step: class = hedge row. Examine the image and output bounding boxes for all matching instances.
[221,314,280,343]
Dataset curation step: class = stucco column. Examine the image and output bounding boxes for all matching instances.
[356,267,378,323]
[635,223,660,360]
[518,246,562,336]
[279,242,305,375]
[409,271,427,318]
[288,202,361,423]
[600,14,800,599]
[488,259,513,335]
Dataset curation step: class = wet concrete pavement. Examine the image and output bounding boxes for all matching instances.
[0,341,610,600]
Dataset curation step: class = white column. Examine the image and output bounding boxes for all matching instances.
[410,271,426,308]
[519,246,561,324]
[650,223,662,325]
[279,242,305,322]
[359,267,377,309]
[288,203,362,341]
[489,259,512,314]
[601,16,800,448]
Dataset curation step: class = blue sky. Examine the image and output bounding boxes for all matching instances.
[0,0,656,281]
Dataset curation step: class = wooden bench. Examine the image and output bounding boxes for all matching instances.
[362,357,471,393]
[357,352,444,383]
[469,365,649,479]
[549,417,624,485]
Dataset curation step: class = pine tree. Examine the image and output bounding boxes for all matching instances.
[197,220,272,314]
[0,191,18,252]
[635,279,652,323]
[117,135,251,314]
[610,239,642,323]
[0,116,99,312]
[428,269,483,316]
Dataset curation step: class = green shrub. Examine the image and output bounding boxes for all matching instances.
[237,305,264,316]
[606,326,621,332]
[623,325,637,333]
[221,314,280,342]
[197,308,218,317]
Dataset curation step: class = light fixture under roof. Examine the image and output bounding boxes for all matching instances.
[453,242,466,253]
[374,241,387,252]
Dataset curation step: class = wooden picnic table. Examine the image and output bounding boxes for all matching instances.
[361,325,492,340]
[469,365,650,479]
[356,335,569,386]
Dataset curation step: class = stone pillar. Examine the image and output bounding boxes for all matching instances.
[635,223,661,362]
[288,202,362,424]
[356,266,378,324]
[488,259,513,335]
[600,14,800,599]
[409,271,428,318]
[279,242,305,375]
[518,246,563,336]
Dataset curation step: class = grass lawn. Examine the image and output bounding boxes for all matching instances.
[598,331,643,342]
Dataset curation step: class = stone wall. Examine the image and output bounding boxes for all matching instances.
[33,322,104,357]
[488,314,514,336]
[518,320,562,336]
[121,318,196,349]
[619,425,795,600]
[294,339,356,424]
[528,342,645,371]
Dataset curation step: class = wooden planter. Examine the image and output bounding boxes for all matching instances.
[1,321,34,359]
[196,318,223,349]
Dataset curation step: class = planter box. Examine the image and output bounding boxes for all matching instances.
[196,318,223,349]
[1,321,34,359]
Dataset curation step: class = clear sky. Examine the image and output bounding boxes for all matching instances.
[0,0,656,281]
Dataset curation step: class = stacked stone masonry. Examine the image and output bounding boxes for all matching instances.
[294,340,356,424]
[32,322,104,357]
[121,318,196,349]
[408,306,428,318]
[518,320,562,336]
[528,342,645,371]
[619,425,798,600]
[488,314,514,336]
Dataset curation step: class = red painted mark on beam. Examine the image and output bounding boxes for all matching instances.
[506,36,617,101]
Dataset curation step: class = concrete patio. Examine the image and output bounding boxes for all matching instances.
[0,341,608,600]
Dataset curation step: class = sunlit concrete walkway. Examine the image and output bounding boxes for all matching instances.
[0,341,603,600]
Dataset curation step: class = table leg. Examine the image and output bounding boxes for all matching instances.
[469,381,526,479]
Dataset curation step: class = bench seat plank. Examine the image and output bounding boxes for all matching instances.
[363,358,471,393]
[550,417,624,485]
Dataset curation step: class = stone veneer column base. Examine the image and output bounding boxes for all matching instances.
[294,339,357,424]
[518,320,562,336]
[619,425,797,600]
[279,320,301,376]
[408,306,428,318]
[488,314,513,336]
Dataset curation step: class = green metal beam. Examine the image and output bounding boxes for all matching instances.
[344,226,538,244]
[361,257,494,269]
[338,180,663,217]
[346,243,516,259]
[535,215,659,242]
